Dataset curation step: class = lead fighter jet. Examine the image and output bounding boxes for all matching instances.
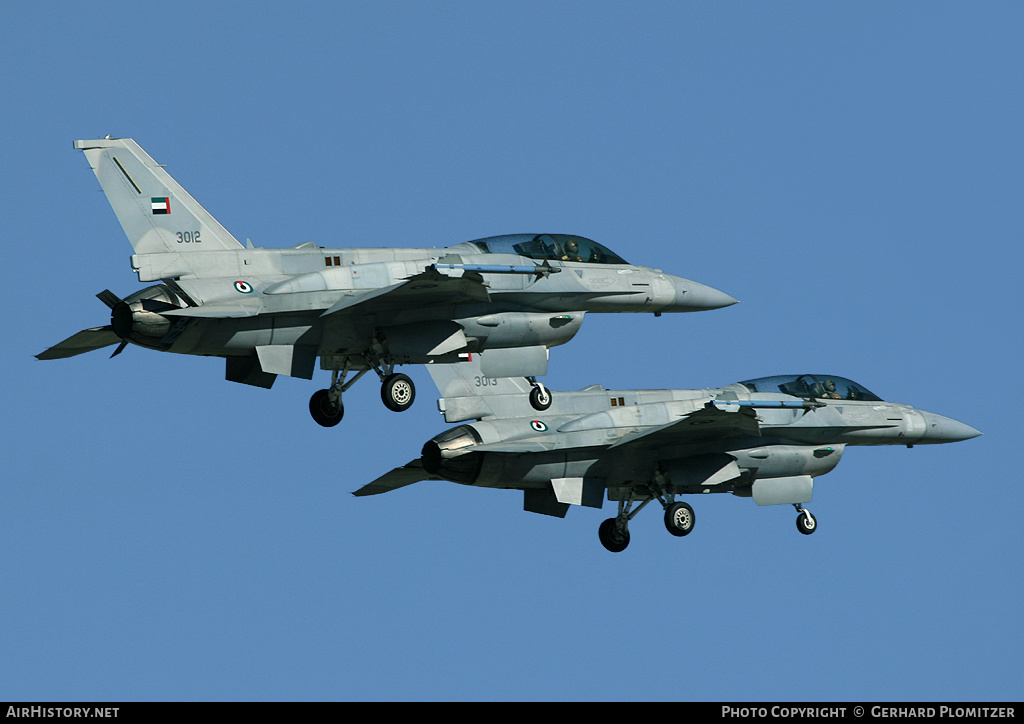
[37,138,737,426]
[359,359,981,551]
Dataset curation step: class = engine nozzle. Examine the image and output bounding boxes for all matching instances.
[421,425,483,484]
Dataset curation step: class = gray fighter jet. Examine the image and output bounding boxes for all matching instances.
[359,359,981,551]
[37,138,737,425]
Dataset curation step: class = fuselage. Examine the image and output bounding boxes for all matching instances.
[116,235,737,369]
[423,374,981,494]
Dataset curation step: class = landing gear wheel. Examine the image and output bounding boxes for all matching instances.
[529,384,552,411]
[598,518,630,553]
[381,373,415,412]
[796,510,817,535]
[309,389,344,427]
[664,501,696,537]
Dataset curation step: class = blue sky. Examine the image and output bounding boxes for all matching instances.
[2,1,1020,701]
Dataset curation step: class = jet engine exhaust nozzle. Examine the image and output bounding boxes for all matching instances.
[421,425,483,484]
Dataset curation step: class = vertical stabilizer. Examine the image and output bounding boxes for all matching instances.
[74,138,243,255]
[427,352,536,422]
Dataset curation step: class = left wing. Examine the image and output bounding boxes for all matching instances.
[353,459,439,497]
[321,267,490,317]
[609,403,760,451]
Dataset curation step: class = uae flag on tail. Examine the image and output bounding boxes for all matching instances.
[151,197,171,215]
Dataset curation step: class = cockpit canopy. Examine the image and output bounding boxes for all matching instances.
[736,374,882,402]
[466,234,629,265]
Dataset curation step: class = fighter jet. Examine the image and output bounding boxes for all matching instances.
[37,138,737,425]
[359,360,981,551]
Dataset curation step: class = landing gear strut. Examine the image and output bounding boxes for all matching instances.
[598,477,697,552]
[310,354,420,425]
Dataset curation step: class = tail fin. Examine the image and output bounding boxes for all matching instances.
[426,353,533,399]
[427,352,536,422]
[75,138,243,254]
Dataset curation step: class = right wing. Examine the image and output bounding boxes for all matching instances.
[353,459,439,497]
[609,403,761,451]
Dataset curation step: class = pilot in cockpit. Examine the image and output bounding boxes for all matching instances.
[560,238,583,262]
[820,379,842,399]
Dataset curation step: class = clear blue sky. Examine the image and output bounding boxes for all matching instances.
[3,1,1020,701]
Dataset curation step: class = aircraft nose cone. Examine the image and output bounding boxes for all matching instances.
[919,411,982,443]
[672,277,739,312]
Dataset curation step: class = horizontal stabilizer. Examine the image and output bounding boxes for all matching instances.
[36,326,120,360]
[354,460,438,497]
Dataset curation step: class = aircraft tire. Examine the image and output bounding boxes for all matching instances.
[598,518,630,553]
[664,501,696,537]
[381,373,415,412]
[796,511,817,535]
[529,385,552,411]
[309,389,344,427]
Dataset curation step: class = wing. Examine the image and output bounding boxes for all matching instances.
[36,326,121,360]
[609,403,761,451]
[353,459,439,497]
[321,267,490,317]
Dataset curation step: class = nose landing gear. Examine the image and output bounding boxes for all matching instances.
[795,504,817,535]
[527,377,552,411]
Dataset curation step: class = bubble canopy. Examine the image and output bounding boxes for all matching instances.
[736,374,883,402]
[465,234,629,265]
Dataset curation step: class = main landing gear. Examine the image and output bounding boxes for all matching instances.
[598,482,695,553]
[309,358,417,427]
[307,356,552,426]
[597,482,819,552]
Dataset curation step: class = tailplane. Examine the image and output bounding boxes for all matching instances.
[75,138,243,255]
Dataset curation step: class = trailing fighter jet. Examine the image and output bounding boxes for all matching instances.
[37,138,737,425]
[359,359,981,551]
